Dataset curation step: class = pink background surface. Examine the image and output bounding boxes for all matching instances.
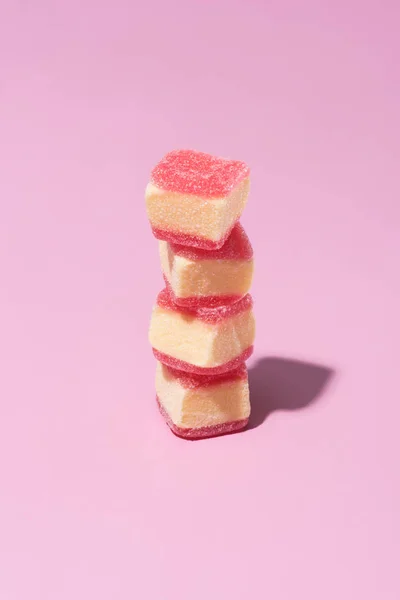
[1,1,399,598]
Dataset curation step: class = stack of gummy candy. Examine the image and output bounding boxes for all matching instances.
[145,149,255,439]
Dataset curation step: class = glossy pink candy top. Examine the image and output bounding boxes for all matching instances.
[156,287,253,324]
[150,149,250,198]
[163,363,247,389]
[169,223,253,261]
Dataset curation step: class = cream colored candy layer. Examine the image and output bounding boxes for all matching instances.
[159,240,254,301]
[149,303,255,369]
[145,177,250,243]
[155,362,250,429]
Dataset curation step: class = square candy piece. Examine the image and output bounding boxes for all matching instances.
[145,149,250,250]
[155,362,250,439]
[149,288,255,375]
[160,223,254,308]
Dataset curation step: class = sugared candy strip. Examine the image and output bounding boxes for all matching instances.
[149,288,255,375]
[145,149,250,250]
[159,223,254,308]
[155,362,250,439]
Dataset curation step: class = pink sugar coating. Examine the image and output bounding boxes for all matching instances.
[151,224,236,250]
[164,277,243,308]
[156,396,249,440]
[160,362,248,389]
[156,287,253,324]
[169,223,253,261]
[150,149,250,198]
[153,346,254,376]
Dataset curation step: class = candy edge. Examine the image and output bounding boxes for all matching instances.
[150,150,250,198]
[151,222,237,250]
[156,396,249,440]
[153,346,254,375]
[163,277,245,308]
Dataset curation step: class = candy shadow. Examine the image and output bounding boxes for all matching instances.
[248,357,335,429]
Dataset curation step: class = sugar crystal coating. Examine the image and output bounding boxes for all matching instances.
[161,362,247,389]
[150,149,250,198]
[159,222,254,308]
[150,287,255,373]
[155,361,250,439]
[153,346,254,376]
[151,226,235,251]
[156,287,253,324]
[156,397,249,440]
[169,223,253,261]
[147,148,254,439]
[164,277,243,309]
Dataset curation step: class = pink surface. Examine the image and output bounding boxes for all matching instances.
[1,1,399,599]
